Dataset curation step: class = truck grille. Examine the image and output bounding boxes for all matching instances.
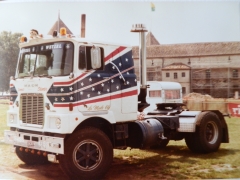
[20,93,44,126]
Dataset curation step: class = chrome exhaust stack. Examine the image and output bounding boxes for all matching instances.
[131,24,149,112]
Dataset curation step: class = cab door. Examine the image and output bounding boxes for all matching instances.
[77,45,111,113]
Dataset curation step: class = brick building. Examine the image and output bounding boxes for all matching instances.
[132,32,240,98]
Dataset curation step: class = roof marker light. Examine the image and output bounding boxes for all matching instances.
[60,27,67,36]
[20,36,27,43]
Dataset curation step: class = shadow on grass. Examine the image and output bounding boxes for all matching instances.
[104,145,240,180]
[2,144,238,180]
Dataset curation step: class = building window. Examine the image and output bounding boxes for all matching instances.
[205,70,211,79]
[174,72,178,79]
[147,72,155,81]
[232,69,238,78]
[166,72,170,77]
[182,72,185,77]
[182,87,186,94]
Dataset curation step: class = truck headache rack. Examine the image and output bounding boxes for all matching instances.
[20,93,44,126]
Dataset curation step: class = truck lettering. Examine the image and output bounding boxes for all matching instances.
[46,44,62,49]
[38,87,47,91]
[24,84,38,88]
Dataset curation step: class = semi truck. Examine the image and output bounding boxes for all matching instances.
[4,24,229,180]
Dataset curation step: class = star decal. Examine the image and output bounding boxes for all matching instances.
[47,55,136,105]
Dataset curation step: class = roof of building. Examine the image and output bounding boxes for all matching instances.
[146,32,160,46]
[132,41,240,58]
[48,18,73,35]
[162,63,191,70]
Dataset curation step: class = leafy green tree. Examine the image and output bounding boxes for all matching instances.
[0,31,22,93]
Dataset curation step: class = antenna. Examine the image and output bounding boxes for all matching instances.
[58,10,60,33]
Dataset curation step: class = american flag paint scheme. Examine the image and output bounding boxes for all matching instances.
[46,47,137,107]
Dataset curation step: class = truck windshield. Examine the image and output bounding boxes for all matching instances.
[17,42,73,77]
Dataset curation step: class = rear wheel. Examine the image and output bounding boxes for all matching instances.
[185,112,223,153]
[59,127,113,180]
[15,146,49,165]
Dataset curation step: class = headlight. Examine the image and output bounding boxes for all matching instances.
[55,118,61,129]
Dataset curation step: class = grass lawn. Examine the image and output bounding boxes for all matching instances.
[0,100,240,179]
[112,116,240,179]
[0,101,9,137]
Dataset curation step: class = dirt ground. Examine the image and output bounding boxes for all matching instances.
[0,139,161,180]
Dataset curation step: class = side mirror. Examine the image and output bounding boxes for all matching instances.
[91,45,101,69]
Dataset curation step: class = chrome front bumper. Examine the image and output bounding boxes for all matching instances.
[4,130,64,154]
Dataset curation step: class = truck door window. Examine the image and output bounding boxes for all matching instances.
[79,46,86,70]
[79,45,104,70]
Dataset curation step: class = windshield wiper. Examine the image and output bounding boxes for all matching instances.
[18,75,30,79]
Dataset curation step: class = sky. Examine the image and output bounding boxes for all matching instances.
[0,0,240,46]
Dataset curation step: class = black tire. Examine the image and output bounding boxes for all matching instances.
[15,146,49,165]
[59,127,113,180]
[185,112,223,153]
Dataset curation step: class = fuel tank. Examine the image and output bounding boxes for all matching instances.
[127,118,164,149]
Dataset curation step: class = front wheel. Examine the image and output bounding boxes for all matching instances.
[59,127,113,180]
[185,112,223,153]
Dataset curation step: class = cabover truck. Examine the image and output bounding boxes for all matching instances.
[4,24,229,180]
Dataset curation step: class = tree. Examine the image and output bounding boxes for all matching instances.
[0,31,22,93]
